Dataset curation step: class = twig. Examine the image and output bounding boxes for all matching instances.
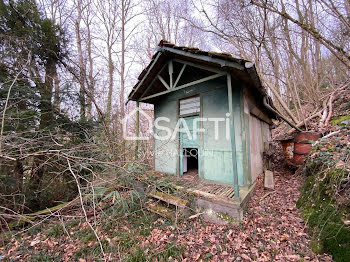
[0,67,25,154]
[260,191,276,201]
[313,130,341,146]
[67,159,106,259]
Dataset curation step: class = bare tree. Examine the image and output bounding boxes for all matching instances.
[95,0,120,123]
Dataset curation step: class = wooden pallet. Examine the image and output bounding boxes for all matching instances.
[191,183,235,200]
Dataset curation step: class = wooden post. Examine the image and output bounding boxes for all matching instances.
[135,101,140,159]
[168,60,173,88]
[227,74,240,198]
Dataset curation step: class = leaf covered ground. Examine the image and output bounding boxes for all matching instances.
[0,164,333,261]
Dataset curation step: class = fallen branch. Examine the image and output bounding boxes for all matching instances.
[325,92,335,127]
[287,81,350,133]
[260,191,276,201]
[287,110,322,133]
[67,159,105,258]
[313,130,341,146]
[0,57,29,154]
[188,212,203,220]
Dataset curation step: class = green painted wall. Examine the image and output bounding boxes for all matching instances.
[154,99,178,174]
[153,74,249,186]
[201,85,233,184]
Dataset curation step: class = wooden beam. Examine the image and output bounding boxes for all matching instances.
[173,58,225,74]
[129,52,162,100]
[140,63,168,99]
[176,73,224,90]
[140,73,225,102]
[135,101,140,159]
[173,64,186,88]
[227,73,240,198]
[159,46,245,70]
[157,75,170,90]
[168,60,173,88]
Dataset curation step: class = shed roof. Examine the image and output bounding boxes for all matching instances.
[127,40,277,119]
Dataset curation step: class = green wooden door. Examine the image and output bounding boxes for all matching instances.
[180,116,200,176]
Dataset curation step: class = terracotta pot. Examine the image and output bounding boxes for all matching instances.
[294,132,321,142]
[294,142,312,154]
[293,152,305,165]
[292,132,320,165]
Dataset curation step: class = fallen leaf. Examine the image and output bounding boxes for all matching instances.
[30,240,40,247]
[188,213,203,219]
[280,234,289,242]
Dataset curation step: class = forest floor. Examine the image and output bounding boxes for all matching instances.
[0,164,333,261]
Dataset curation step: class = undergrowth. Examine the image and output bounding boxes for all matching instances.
[297,128,350,262]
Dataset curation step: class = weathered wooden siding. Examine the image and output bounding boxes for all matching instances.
[242,86,271,182]
[202,85,233,183]
[153,75,249,186]
[249,115,271,182]
[153,73,271,186]
[154,99,179,174]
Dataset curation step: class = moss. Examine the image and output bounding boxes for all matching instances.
[45,224,64,238]
[147,204,174,219]
[153,191,188,207]
[328,145,336,152]
[330,114,350,126]
[310,238,324,254]
[215,212,237,223]
[298,163,350,261]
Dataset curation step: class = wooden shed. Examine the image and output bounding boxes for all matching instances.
[127,40,276,202]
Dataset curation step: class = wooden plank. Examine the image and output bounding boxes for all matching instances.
[160,47,245,70]
[157,75,170,90]
[147,204,175,219]
[227,73,240,198]
[129,52,162,100]
[227,189,235,198]
[173,58,225,74]
[173,64,186,88]
[139,62,168,99]
[169,60,173,88]
[135,101,139,159]
[223,188,232,197]
[189,189,240,206]
[264,170,274,190]
[216,187,225,196]
[150,191,188,208]
[140,73,225,102]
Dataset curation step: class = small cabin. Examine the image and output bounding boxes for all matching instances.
[127,40,276,200]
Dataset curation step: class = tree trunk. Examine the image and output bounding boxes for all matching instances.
[86,19,94,119]
[75,0,86,120]
[106,44,114,124]
[53,65,60,112]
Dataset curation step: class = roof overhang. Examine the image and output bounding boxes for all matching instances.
[127,41,276,119]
